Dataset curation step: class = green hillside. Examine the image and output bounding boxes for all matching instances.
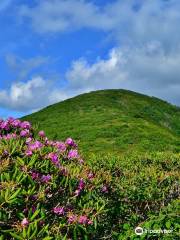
[23,89,180,157]
[2,89,179,239]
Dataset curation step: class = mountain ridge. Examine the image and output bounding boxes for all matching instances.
[22,89,180,157]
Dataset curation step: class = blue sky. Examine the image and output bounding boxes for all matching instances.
[0,0,180,118]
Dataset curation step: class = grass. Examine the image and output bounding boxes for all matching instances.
[2,89,179,239]
[23,89,180,158]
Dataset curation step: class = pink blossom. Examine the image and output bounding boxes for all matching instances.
[65,138,77,147]
[78,215,88,225]
[1,121,9,130]
[74,179,85,196]
[46,140,54,146]
[87,219,93,225]
[79,158,84,164]
[78,178,85,190]
[28,141,43,151]
[21,218,29,227]
[55,141,66,152]
[20,121,31,129]
[26,137,32,144]
[11,119,21,128]
[88,172,94,180]
[38,130,45,138]
[7,117,15,123]
[3,133,17,140]
[67,149,78,159]
[68,214,77,224]
[25,150,33,156]
[53,207,65,215]
[20,129,29,137]
[74,189,81,197]
[41,174,51,183]
[101,185,108,193]
[31,172,39,180]
[48,152,59,166]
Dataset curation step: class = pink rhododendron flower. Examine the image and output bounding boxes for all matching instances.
[21,218,29,227]
[46,140,54,146]
[79,158,84,164]
[20,129,29,137]
[101,185,108,193]
[65,138,77,147]
[3,133,17,140]
[28,141,43,151]
[3,150,9,155]
[1,121,9,130]
[88,219,93,225]
[31,172,40,180]
[53,207,65,215]
[88,172,94,180]
[78,178,85,190]
[38,130,45,138]
[48,152,60,166]
[20,121,31,129]
[25,150,33,156]
[55,141,66,152]
[74,189,81,197]
[41,174,51,183]
[68,214,77,224]
[78,215,88,224]
[67,149,78,159]
[11,119,21,127]
[7,117,15,123]
[74,178,85,196]
[26,137,32,144]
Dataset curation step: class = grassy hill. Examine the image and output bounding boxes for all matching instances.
[23,89,180,157]
[2,89,179,239]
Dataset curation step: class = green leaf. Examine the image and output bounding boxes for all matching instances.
[10,232,24,240]
[123,223,130,230]
[22,228,26,238]
[165,221,171,229]
[9,188,21,200]
[28,156,37,167]
[30,209,40,221]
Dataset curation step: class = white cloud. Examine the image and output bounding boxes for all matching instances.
[18,0,180,49]
[1,0,179,113]
[0,77,68,111]
[19,0,112,34]
[1,43,180,113]
[66,45,180,105]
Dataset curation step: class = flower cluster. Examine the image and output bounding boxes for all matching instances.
[0,117,108,239]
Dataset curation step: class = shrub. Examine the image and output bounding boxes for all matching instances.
[0,118,179,239]
[0,118,108,239]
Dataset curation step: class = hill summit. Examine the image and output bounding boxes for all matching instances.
[23,89,180,157]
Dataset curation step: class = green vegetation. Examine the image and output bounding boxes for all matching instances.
[2,89,179,239]
[23,89,180,157]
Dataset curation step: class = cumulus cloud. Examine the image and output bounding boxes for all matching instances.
[0,77,69,112]
[18,0,180,49]
[19,0,112,33]
[1,0,179,113]
[66,45,180,105]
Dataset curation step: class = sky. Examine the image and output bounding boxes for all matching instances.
[0,0,180,118]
